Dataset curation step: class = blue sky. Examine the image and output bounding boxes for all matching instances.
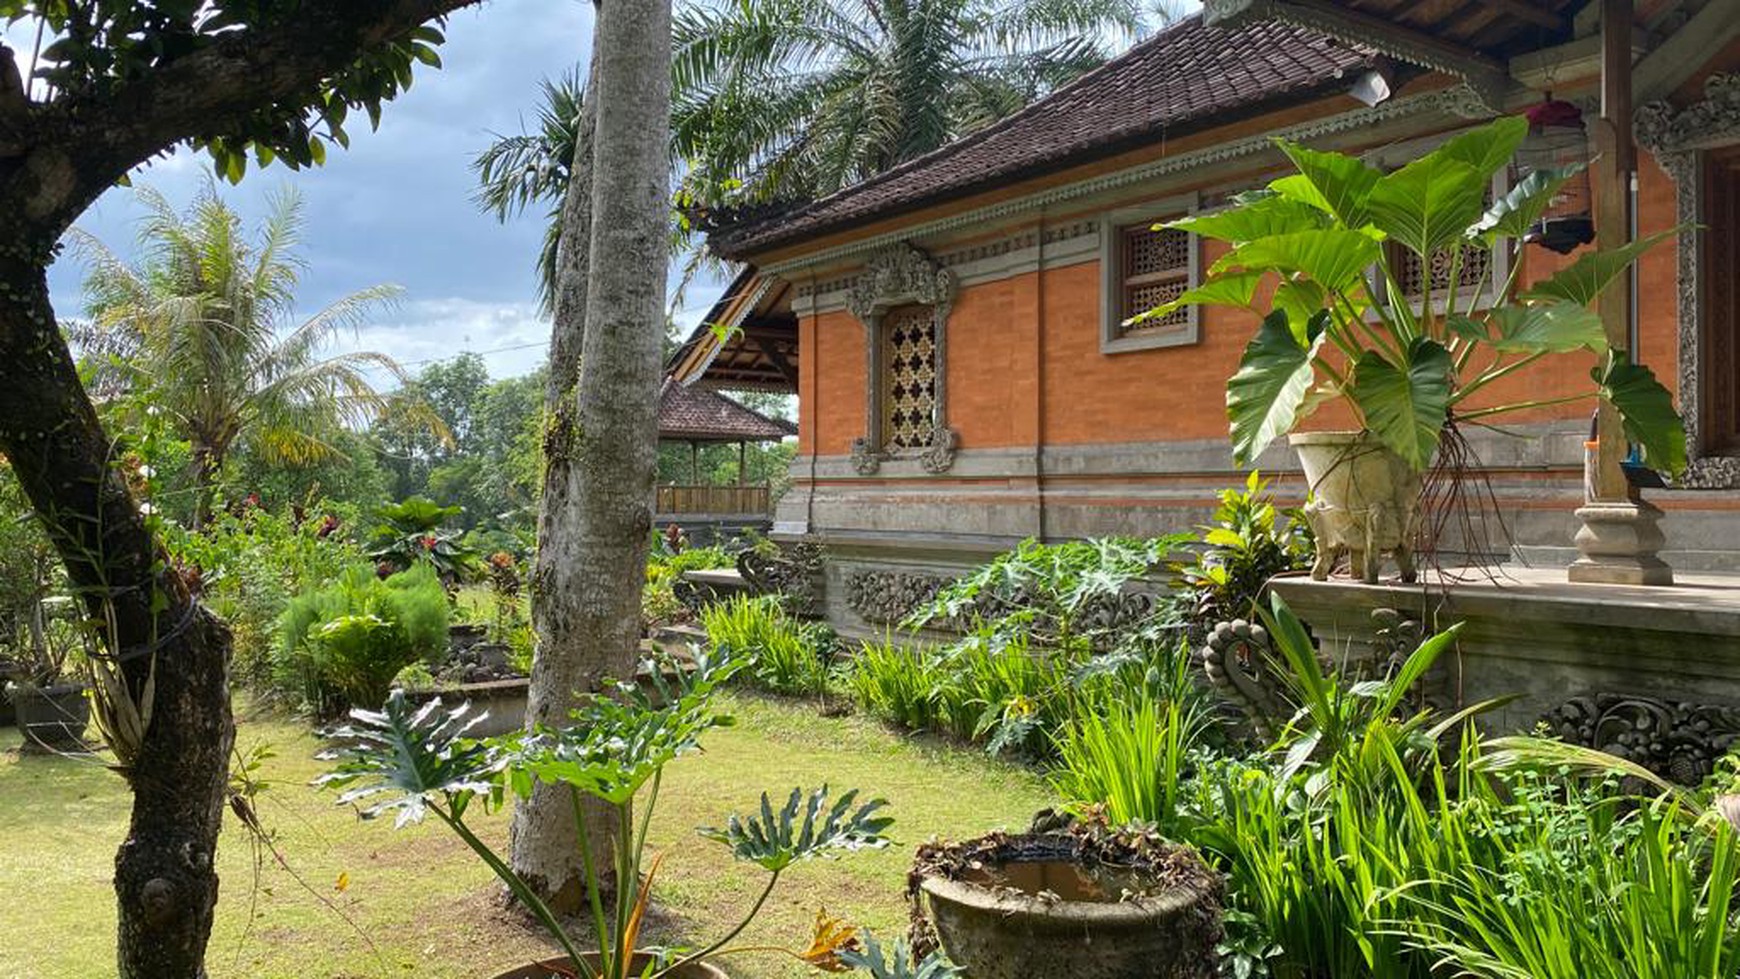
[8,1,1197,384]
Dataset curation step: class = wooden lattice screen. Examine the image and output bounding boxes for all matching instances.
[1119,224,1192,336]
[881,304,938,451]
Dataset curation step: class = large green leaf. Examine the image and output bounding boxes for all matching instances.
[1166,195,1329,244]
[1366,155,1489,260]
[1139,271,1264,322]
[1596,351,1688,476]
[1226,229,1381,293]
[1432,116,1529,182]
[1486,302,1607,354]
[1226,310,1325,466]
[1471,162,1588,244]
[699,785,893,872]
[1520,228,1679,306]
[314,692,505,828]
[1350,337,1454,471]
[1272,138,1382,228]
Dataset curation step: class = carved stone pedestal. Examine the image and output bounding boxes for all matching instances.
[1569,500,1673,586]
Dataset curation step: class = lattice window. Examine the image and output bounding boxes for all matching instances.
[1389,239,1495,302]
[1118,224,1192,336]
[880,304,938,452]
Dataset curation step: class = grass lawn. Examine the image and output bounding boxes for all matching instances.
[0,692,1052,978]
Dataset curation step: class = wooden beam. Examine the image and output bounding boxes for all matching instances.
[1632,0,1740,103]
[1592,0,1634,504]
[754,334,801,389]
[1481,0,1566,31]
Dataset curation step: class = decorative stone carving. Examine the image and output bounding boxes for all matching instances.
[918,425,959,475]
[1199,618,1289,740]
[1543,693,1740,786]
[1635,73,1740,489]
[844,569,956,627]
[846,244,959,475]
[738,539,826,618]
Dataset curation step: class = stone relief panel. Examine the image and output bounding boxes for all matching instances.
[1543,693,1740,786]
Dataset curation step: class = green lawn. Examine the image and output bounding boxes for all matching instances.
[0,692,1052,978]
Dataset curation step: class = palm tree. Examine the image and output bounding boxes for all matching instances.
[475,0,1170,305]
[72,183,414,526]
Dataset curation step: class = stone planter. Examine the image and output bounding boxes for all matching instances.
[491,953,727,979]
[8,682,91,754]
[1290,431,1422,584]
[918,834,1221,979]
[400,678,529,738]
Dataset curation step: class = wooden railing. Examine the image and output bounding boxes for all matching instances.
[655,484,771,516]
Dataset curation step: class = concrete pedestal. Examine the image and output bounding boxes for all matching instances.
[1568,500,1674,586]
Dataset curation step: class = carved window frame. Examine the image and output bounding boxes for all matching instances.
[845,244,959,476]
[1637,72,1740,488]
[1099,193,1201,353]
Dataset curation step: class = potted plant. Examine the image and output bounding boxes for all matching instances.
[1147,115,1685,582]
[4,595,93,754]
[318,648,897,978]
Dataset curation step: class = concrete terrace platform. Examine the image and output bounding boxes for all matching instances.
[1270,567,1740,733]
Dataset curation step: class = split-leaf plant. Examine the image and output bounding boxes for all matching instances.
[1144,114,1686,476]
[318,648,894,979]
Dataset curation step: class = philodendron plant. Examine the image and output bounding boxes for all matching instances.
[1142,114,1686,476]
[317,649,899,979]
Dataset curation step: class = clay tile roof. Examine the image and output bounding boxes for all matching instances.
[658,378,797,442]
[709,15,1376,259]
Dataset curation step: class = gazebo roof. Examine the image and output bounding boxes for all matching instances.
[657,377,796,443]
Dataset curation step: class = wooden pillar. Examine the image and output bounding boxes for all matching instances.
[1570,0,1674,586]
[738,441,747,485]
[689,440,699,484]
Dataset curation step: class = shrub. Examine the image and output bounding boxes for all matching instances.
[1167,470,1313,638]
[1050,682,1212,829]
[278,563,449,713]
[644,544,734,628]
[701,594,831,696]
[367,496,478,584]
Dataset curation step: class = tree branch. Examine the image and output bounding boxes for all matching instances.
[30,0,487,233]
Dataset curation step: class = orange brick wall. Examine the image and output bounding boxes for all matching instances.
[805,152,1685,458]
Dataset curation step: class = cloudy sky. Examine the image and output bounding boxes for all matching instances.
[8,1,1198,384]
[8,0,696,382]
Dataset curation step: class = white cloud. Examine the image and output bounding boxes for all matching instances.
[337,297,554,382]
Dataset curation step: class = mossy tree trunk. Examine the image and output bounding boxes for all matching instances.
[513,0,672,911]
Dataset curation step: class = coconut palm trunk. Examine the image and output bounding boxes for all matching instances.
[511,0,673,910]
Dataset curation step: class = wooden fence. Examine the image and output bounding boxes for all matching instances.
[655,484,771,516]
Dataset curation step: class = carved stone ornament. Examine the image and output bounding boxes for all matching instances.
[844,569,957,627]
[737,539,826,618]
[1635,73,1740,489]
[1199,618,1290,740]
[847,244,959,474]
[1543,693,1740,786]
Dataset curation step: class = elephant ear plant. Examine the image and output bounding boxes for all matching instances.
[1143,114,1686,477]
[316,648,896,978]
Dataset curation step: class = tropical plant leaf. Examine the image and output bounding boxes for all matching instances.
[1349,337,1453,471]
[1471,162,1588,244]
[314,691,504,828]
[1366,156,1488,261]
[1226,310,1326,466]
[837,933,962,979]
[1272,138,1382,227]
[1225,230,1382,294]
[1595,351,1688,476]
[1486,302,1607,354]
[1136,271,1264,323]
[1432,115,1529,182]
[699,786,893,872]
[1519,228,1679,306]
[1166,194,1330,244]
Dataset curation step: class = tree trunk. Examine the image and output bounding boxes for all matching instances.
[0,245,234,977]
[512,12,616,911]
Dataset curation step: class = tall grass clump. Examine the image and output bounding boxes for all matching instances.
[847,635,947,733]
[1051,682,1212,829]
[701,593,832,696]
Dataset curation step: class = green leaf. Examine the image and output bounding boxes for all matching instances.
[1596,351,1688,476]
[1486,302,1607,353]
[1272,138,1382,227]
[1137,271,1263,322]
[1520,228,1680,307]
[1350,337,1453,471]
[314,692,504,829]
[1432,116,1529,182]
[699,786,893,872]
[1471,162,1588,244]
[1446,314,1489,344]
[1226,310,1325,466]
[1225,230,1381,294]
[1366,156,1488,260]
[1165,195,1329,244]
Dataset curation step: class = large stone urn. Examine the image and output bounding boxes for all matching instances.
[1290,431,1422,584]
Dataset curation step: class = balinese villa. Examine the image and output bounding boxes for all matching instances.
[670,2,1740,733]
